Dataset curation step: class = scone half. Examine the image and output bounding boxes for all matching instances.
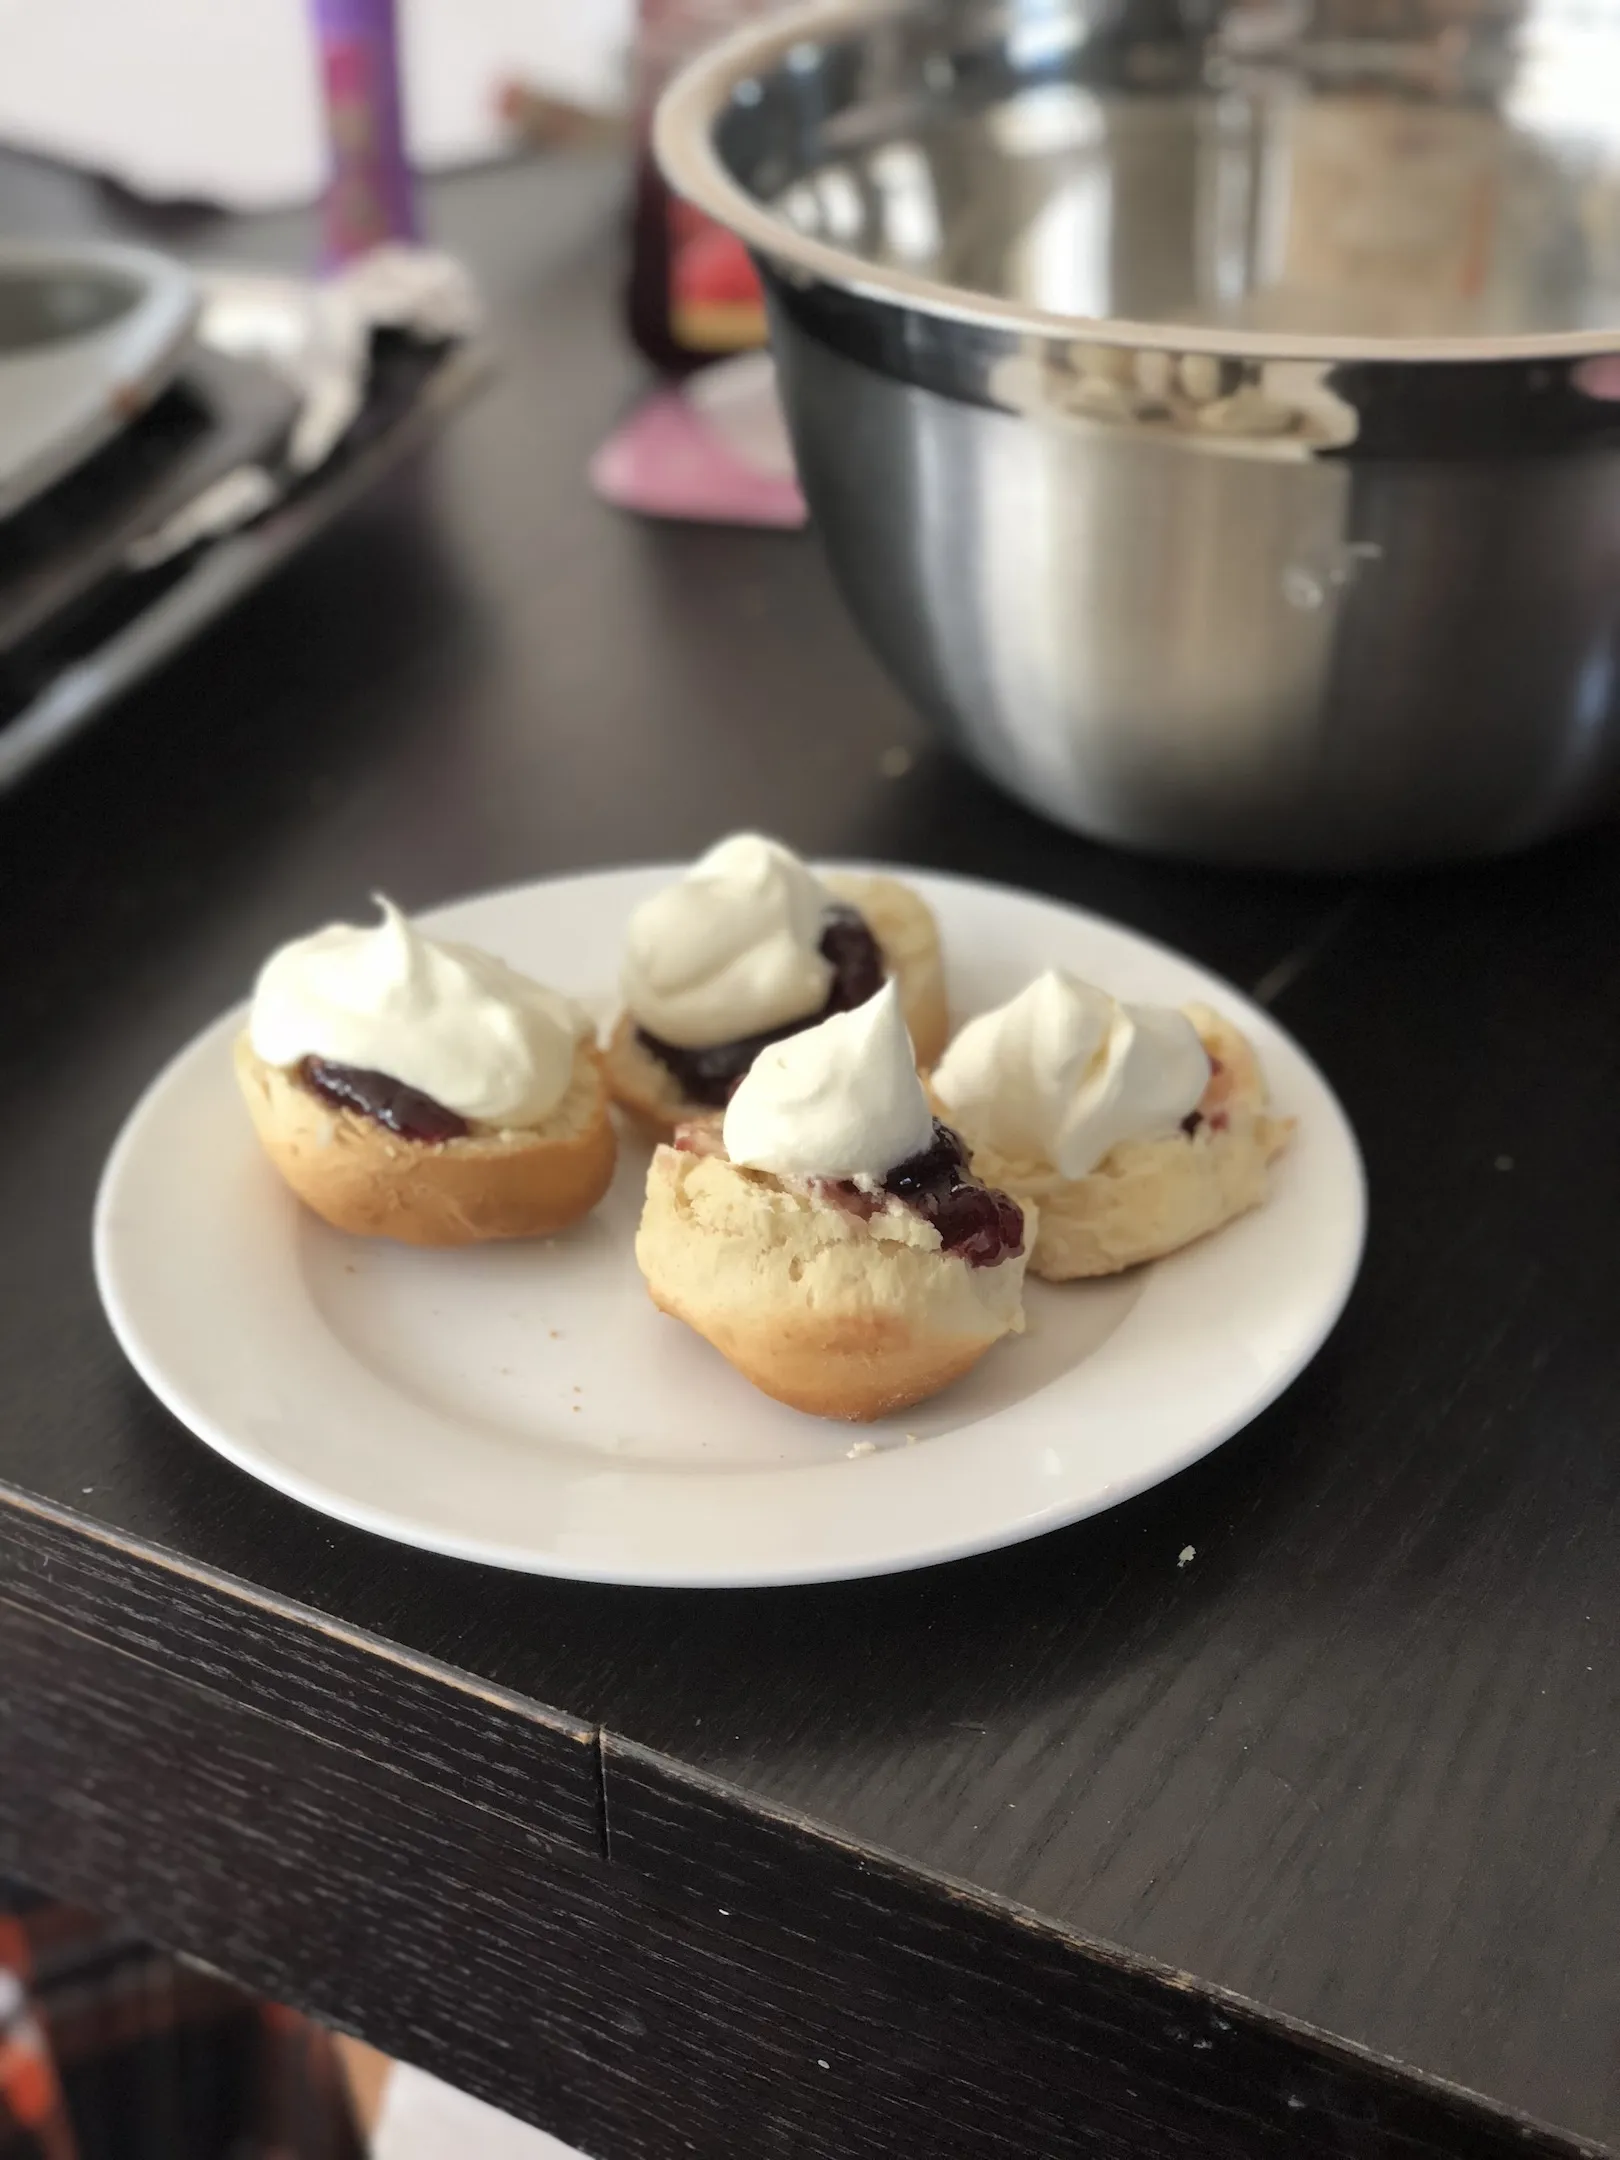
[957,1006,1293,1282]
[609,872,948,1139]
[235,1036,616,1246]
[636,1142,1029,1421]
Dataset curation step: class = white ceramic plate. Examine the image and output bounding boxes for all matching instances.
[94,867,1364,1587]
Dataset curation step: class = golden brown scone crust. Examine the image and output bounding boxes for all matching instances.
[949,1005,1293,1282]
[635,1144,1029,1421]
[235,1035,616,1246]
[607,871,948,1139]
[603,1013,699,1140]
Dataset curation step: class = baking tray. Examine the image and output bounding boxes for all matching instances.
[0,330,489,789]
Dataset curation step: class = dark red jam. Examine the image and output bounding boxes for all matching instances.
[833,1120,1024,1269]
[301,1058,469,1143]
[636,904,886,1106]
[816,906,885,1009]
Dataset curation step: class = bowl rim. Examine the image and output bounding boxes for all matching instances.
[654,0,1620,368]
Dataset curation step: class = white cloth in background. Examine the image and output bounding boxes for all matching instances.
[373,2062,588,2160]
[0,0,632,209]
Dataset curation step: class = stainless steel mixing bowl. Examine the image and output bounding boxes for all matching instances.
[657,0,1620,868]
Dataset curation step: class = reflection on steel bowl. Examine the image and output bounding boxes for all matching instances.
[657,0,1620,869]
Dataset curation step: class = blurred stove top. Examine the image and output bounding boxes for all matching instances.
[0,321,487,790]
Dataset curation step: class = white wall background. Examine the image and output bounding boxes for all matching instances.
[0,0,634,209]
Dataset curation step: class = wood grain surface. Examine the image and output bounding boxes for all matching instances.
[0,1499,601,1853]
[1,1598,1602,2159]
[0,148,1617,2155]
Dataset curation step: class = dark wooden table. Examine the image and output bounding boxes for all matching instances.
[1,150,1617,2160]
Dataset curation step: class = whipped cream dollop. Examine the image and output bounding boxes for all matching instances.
[932,969,1210,1178]
[249,897,590,1127]
[622,833,835,1049]
[722,979,933,1181]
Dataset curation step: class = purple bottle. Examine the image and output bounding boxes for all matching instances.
[312,0,420,263]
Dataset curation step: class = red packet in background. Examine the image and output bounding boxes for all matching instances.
[627,0,786,372]
[669,199,768,355]
[608,0,805,523]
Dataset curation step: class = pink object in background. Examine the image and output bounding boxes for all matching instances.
[590,352,808,528]
[1574,355,1620,402]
